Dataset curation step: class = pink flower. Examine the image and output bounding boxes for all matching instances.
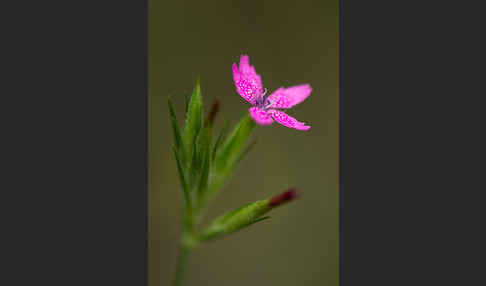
[232,55,312,131]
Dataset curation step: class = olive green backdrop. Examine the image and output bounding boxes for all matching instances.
[149,1,338,285]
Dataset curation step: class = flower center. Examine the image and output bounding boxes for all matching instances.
[255,88,270,109]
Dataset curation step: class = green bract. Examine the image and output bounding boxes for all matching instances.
[198,200,271,241]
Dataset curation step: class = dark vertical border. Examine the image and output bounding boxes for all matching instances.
[339,0,343,283]
[341,1,484,286]
[3,0,147,285]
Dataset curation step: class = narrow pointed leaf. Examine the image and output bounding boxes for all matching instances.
[208,139,257,203]
[250,215,271,224]
[197,139,210,198]
[188,132,200,188]
[184,77,203,157]
[194,124,211,197]
[212,120,229,161]
[172,145,190,206]
[168,96,186,162]
[215,114,255,171]
[245,215,270,227]
[184,91,190,115]
[198,115,255,211]
[235,139,257,165]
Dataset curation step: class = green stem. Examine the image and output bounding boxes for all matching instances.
[172,237,192,286]
[173,208,197,286]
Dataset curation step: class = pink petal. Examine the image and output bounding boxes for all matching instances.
[232,55,263,105]
[239,55,252,74]
[268,109,310,131]
[249,107,274,125]
[267,84,312,109]
[239,56,263,89]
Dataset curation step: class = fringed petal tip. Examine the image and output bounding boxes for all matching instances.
[295,124,311,131]
[268,109,311,131]
[239,55,250,68]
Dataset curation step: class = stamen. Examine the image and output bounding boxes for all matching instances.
[262,88,268,97]
[264,99,271,109]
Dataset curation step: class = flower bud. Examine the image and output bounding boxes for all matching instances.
[199,189,298,242]
[268,188,298,207]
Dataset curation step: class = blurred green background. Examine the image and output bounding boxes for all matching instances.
[149,0,338,285]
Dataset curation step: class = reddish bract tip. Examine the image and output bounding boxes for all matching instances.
[207,99,220,125]
[268,188,298,207]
